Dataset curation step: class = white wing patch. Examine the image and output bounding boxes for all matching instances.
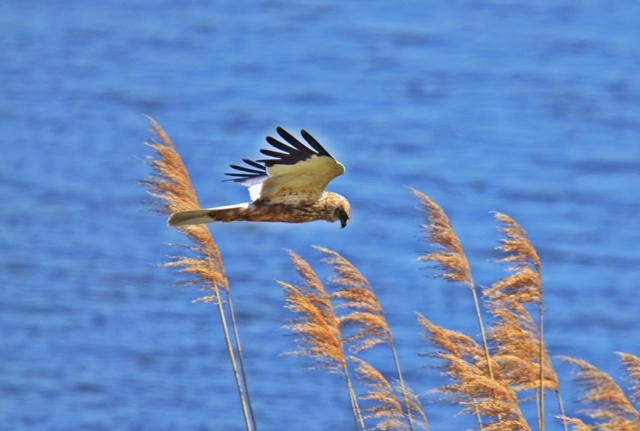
[248,183,262,201]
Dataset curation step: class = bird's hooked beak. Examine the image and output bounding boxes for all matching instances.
[340,217,349,228]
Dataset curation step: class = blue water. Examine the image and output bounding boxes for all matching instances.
[2,1,640,430]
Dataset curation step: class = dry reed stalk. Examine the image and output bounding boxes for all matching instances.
[280,250,365,431]
[411,189,496,400]
[396,382,429,431]
[419,313,530,431]
[142,118,256,431]
[315,246,424,431]
[486,301,559,393]
[351,357,428,431]
[418,314,527,430]
[487,212,566,431]
[617,353,640,403]
[439,355,530,431]
[560,356,640,431]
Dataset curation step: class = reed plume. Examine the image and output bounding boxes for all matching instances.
[486,212,565,431]
[143,118,226,291]
[351,357,428,431]
[418,314,530,431]
[617,353,640,402]
[560,356,640,431]
[411,189,495,388]
[280,250,365,431]
[418,313,485,365]
[485,301,558,393]
[410,189,472,288]
[485,213,541,305]
[316,246,391,351]
[142,118,255,431]
[316,246,425,431]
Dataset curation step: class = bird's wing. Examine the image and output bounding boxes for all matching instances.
[225,127,345,204]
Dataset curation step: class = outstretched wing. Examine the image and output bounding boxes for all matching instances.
[225,127,344,204]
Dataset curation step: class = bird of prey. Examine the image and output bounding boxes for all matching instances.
[168,127,351,228]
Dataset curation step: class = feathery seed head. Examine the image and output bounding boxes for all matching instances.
[142,117,228,294]
[410,188,473,288]
[560,356,640,429]
[617,352,640,402]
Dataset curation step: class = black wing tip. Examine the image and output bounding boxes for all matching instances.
[267,126,333,159]
[225,158,267,182]
[275,126,293,140]
[300,129,332,158]
[227,159,266,174]
[228,126,335,175]
[242,158,266,170]
[274,127,311,153]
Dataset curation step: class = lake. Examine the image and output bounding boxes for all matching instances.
[1,1,639,430]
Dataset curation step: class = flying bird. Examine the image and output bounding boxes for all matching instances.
[168,127,351,228]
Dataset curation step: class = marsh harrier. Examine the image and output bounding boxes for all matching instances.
[168,127,350,228]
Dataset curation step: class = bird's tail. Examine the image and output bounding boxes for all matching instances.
[168,203,250,226]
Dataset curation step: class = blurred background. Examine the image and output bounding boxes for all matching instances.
[2,1,639,430]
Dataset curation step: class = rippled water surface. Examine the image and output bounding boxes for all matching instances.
[2,1,640,430]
